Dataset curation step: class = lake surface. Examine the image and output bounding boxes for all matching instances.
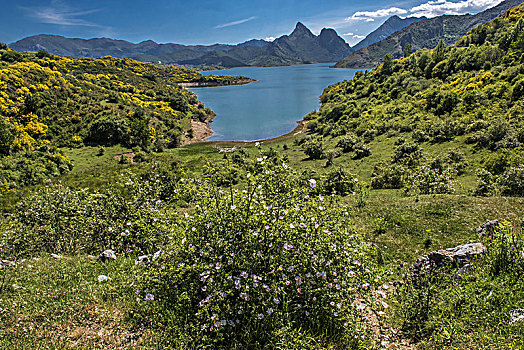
[190,64,360,141]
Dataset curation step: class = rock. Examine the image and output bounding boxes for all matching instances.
[97,250,116,262]
[152,250,161,261]
[87,255,97,261]
[509,309,524,324]
[453,263,474,281]
[476,220,499,237]
[415,242,486,270]
[50,253,63,259]
[135,255,151,266]
[0,260,15,268]
[97,275,110,282]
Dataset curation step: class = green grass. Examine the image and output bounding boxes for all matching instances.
[0,255,157,349]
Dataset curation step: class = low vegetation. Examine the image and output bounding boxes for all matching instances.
[1,4,524,350]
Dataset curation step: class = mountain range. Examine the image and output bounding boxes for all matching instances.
[334,0,523,68]
[10,23,352,68]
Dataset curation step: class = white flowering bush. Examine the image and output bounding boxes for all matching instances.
[4,171,176,256]
[141,160,379,348]
[405,165,455,195]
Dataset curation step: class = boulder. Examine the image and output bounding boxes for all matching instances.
[97,250,117,262]
[415,242,486,270]
[476,220,500,237]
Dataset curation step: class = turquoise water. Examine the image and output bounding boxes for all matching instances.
[190,64,360,141]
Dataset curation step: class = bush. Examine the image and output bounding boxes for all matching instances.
[353,143,370,159]
[371,162,406,189]
[322,169,356,195]
[302,139,324,160]
[336,135,357,153]
[3,173,174,256]
[405,165,455,195]
[473,168,496,196]
[140,163,378,348]
[498,166,524,196]
[393,142,422,167]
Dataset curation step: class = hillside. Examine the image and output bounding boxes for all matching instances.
[1,4,524,350]
[305,3,524,199]
[0,46,251,189]
[334,0,523,68]
[352,15,425,52]
[10,23,352,68]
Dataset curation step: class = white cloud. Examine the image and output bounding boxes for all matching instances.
[409,0,503,18]
[265,36,276,42]
[343,32,365,39]
[214,16,257,29]
[347,7,408,22]
[345,0,503,22]
[21,1,103,27]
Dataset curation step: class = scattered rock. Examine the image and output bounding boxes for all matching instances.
[476,220,500,237]
[509,309,524,324]
[97,250,117,262]
[453,263,474,281]
[152,250,161,261]
[97,275,110,282]
[0,260,15,268]
[415,243,486,270]
[135,255,151,266]
[51,253,63,259]
[87,255,97,261]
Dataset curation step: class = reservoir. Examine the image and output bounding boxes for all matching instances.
[190,64,359,141]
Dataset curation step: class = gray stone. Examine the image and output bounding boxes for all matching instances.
[509,309,524,324]
[476,220,500,237]
[453,264,474,281]
[0,260,15,268]
[97,249,117,262]
[135,255,151,266]
[414,242,486,270]
[152,250,161,261]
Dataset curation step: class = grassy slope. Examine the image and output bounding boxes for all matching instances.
[2,6,524,349]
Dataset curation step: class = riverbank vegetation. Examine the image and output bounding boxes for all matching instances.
[1,4,524,350]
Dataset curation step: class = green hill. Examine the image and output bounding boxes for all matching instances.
[334,0,523,68]
[0,47,249,189]
[307,4,524,196]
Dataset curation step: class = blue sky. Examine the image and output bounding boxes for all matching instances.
[1,0,504,46]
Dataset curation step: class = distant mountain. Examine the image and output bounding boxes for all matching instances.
[334,0,523,68]
[352,15,425,51]
[10,23,352,68]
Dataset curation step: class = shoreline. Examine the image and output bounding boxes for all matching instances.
[184,120,307,147]
[178,78,255,88]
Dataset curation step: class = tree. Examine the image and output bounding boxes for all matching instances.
[433,39,446,63]
[382,54,394,75]
[403,42,413,58]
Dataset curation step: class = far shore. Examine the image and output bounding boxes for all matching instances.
[178,78,255,88]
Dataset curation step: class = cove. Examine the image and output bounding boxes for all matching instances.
[189,64,360,141]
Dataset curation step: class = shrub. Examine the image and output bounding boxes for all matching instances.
[371,162,406,189]
[302,139,324,160]
[322,169,356,195]
[353,143,371,159]
[498,166,524,196]
[336,135,357,153]
[405,165,455,195]
[473,168,496,196]
[140,163,378,348]
[393,142,422,167]
[3,173,174,256]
